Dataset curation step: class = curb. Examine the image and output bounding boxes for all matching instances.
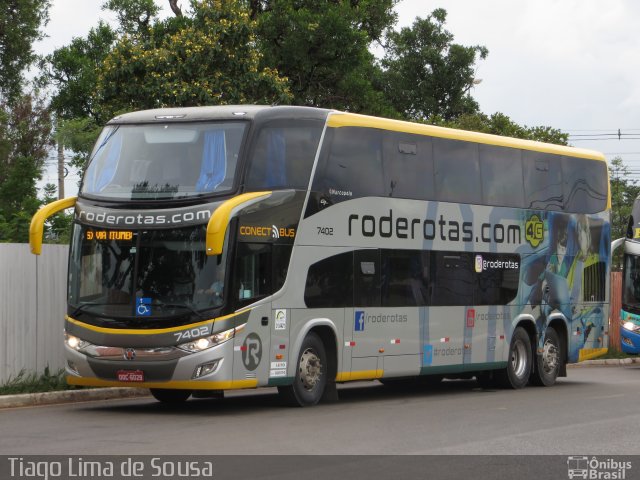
[569,357,640,367]
[0,387,150,409]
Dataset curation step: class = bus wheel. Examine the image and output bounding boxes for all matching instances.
[531,327,561,386]
[278,332,327,407]
[150,388,191,404]
[497,327,532,389]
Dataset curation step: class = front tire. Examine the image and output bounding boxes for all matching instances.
[531,326,562,386]
[496,326,532,389]
[150,388,191,404]
[278,332,327,407]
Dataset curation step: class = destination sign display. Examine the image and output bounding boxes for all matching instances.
[85,230,134,241]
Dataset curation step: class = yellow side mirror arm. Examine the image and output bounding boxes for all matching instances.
[29,197,78,255]
[206,192,271,256]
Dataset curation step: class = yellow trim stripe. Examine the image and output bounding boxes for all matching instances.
[206,191,271,256]
[29,197,77,255]
[578,347,608,362]
[327,112,606,162]
[336,370,383,382]
[66,308,251,335]
[67,376,258,390]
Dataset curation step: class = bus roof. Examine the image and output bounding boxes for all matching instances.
[327,111,606,162]
[107,105,605,163]
[107,105,331,125]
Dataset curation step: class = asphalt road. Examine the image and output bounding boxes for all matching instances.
[1,365,638,455]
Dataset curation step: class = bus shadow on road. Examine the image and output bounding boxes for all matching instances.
[80,377,548,415]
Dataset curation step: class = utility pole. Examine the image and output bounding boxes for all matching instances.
[57,140,65,199]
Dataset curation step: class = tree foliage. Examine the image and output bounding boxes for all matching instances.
[96,0,292,121]
[380,9,487,121]
[255,0,397,113]
[610,157,640,266]
[40,0,577,177]
[0,0,50,103]
[39,22,118,120]
[0,94,52,242]
[0,0,53,242]
[436,111,569,145]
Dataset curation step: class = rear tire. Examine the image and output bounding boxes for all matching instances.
[531,327,562,386]
[278,332,327,407]
[150,388,191,404]
[496,326,532,389]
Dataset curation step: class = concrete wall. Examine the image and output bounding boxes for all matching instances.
[0,244,68,383]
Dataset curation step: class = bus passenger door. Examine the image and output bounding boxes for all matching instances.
[350,250,383,379]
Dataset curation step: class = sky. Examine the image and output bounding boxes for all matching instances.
[34,0,640,194]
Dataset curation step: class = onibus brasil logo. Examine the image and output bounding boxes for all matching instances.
[567,456,632,479]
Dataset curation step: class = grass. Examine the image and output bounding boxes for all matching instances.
[596,349,638,360]
[0,367,82,395]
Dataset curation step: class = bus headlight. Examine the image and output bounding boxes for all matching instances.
[177,326,241,353]
[622,321,640,333]
[65,333,91,352]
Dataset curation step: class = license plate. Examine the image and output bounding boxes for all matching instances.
[117,370,144,382]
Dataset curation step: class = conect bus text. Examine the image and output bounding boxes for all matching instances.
[348,210,521,244]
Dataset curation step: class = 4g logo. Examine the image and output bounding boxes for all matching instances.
[525,215,545,248]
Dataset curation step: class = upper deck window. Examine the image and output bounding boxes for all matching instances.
[81,122,247,200]
[244,119,324,191]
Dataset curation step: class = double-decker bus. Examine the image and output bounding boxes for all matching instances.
[30,106,611,406]
[615,197,640,354]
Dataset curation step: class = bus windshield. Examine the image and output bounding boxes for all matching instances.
[81,122,246,200]
[68,224,226,320]
[623,253,640,312]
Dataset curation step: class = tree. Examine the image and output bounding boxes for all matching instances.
[0,0,52,242]
[610,157,640,267]
[255,0,397,114]
[95,0,292,122]
[0,0,50,103]
[380,9,487,121]
[0,94,53,242]
[436,111,569,145]
[40,22,118,121]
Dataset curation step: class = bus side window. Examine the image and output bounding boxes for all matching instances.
[245,120,323,191]
[474,253,520,305]
[354,250,381,307]
[314,127,385,201]
[479,145,524,208]
[383,132,435,200]
[380,249,431,307]
[562,156,608,214]
[523,152,563,211]
[431,252,474,306]
[434,138,481,205]
[304,251,354,308]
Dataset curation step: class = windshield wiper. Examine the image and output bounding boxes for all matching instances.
[152,302,207,320]
[70,302,128,317]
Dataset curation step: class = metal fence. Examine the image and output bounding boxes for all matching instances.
[0,243,68,384]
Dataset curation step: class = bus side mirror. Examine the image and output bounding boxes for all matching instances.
[611,237,625,254]
[29,197,77,255]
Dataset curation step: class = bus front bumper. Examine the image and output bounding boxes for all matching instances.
[64,338,257,391]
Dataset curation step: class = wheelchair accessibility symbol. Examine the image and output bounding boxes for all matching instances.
[136,298,152,316]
